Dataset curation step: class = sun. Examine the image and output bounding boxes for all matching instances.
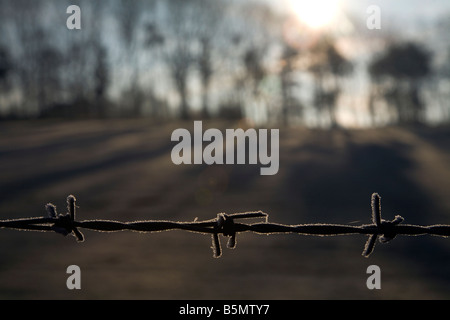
[289,0,341,30]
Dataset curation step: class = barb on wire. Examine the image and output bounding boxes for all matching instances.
[0,193,449,258]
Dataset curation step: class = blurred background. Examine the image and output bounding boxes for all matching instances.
[0,0,449,299]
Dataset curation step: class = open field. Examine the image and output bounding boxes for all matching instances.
[0,119,449,299]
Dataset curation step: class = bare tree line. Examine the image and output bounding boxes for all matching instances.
[0,0,449,127]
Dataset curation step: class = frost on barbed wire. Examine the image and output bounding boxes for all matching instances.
[45,195,84,242]
[0,193,449,258]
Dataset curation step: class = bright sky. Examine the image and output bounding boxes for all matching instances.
[276,0,450,127]
[287,0,342,30]
[343,0,450,19]
[283,0,450,32]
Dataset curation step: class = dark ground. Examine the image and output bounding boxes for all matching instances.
[0,119,449,299]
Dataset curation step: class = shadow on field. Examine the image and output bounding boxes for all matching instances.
[284,135,450,292]
[0,121,449,298]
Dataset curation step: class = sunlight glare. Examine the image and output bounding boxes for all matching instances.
[289,0,341,29]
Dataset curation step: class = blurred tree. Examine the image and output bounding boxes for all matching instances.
[115,0,145,116]
[35,45,64,115]
[439,47,450,119]
[244,47,267,96]
[53,1,111,118]
[212,1,283,123]
[0,47,12,82]
[279,44,302,126]
[443,47,450,78]
[169,44,193,120]
[161,0,224,120]
[0,46,12,85]
[199,37,213,118]
[143,21,166,118]
[64,41,90,109]
[93,43,110,117]
[161,0,197,119]
[116,0,142,48]
[0,46,13,116]
[196,0,224,119]
[12,1,43,116]
[307,38,353,127]
[145,22,165,48]
[369,42,431,124]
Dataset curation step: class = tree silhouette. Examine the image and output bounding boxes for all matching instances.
[199,37,213,118]
[115,0,144,116]
[244,47,266,96]
[279,44,302,126]
[93,43,110,117]
[35,45,63,115]
[369,42,431,124]
[0,46,12,81]
[0,46,13,118]
[307,38,352,127]
[195,0,224,119]
[0,46,13,105]
[162,0,201,120]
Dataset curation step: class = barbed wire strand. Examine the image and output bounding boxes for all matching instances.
[0,193,449,258]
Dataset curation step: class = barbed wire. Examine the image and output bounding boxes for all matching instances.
[0,193,449,258]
